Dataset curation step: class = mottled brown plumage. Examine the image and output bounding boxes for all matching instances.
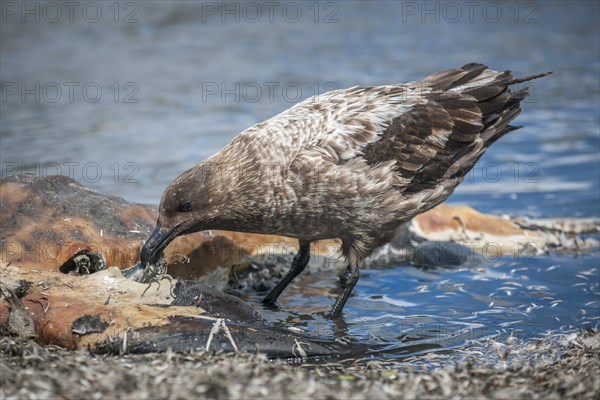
[137,63,551,317]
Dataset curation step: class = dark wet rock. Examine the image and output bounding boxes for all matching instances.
[252,279,272,293]
[412,241,485,269]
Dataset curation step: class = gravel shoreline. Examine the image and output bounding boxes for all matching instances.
[1,331,598,399]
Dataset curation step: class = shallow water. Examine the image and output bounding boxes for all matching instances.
[1,1,598,363]
[247,252,599,363]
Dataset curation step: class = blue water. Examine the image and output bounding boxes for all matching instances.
[257,252,599,360]
[1,1,598,361]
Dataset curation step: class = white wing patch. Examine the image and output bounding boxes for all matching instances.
[301,85,428,163]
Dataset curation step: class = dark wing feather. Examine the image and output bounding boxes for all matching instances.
[363,63,552,192]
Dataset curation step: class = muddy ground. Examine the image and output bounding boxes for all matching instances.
[1,331,598,399]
